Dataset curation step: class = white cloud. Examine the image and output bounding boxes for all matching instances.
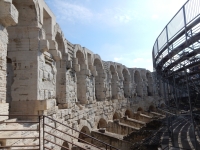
[45,0,138,26]
[114,57,123,61]
[132,57,152,63]
[93,7,137,26]
[133,58,144,63]
[44,0,186,72]
[49,0,93,23]
[151,14,159,20]
[145,0,187,20]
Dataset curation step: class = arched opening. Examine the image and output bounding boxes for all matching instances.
[110,65,118,99]
[122,68,131,98]
[6,58,14,104]
[85,52,95,102]
[137,107,143,112]
[149,105,156,112]
[87,53,92,67]
[61,141,69,150]
[7,0,40,102]
[55,32,65,104]
[97,118,107,129]
[105,71,112,100]
[125,110,132,118]
[117,65,123,79]
[43,8,52,40]
[113,112,120,120]
[76,50,87,104]
[134,71,143,97]
[55,33,64,52]
[116,65,124,99]
[94,59,105,101]
[78,126,91,143]
[12,1,39,26]
[146,72,153,96]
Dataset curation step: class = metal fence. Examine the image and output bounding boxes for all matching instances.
[152,0,200,66]
[0,114,119,150]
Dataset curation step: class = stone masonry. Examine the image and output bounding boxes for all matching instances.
[0,0,18,121]
[0,0,165,149]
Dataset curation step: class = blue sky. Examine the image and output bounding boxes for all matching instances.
[44,0,187,71]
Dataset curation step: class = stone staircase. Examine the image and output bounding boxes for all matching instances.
[0,111,165,150]
[0,115,113,150]
[0,117,40,150]
[91,110,165,149]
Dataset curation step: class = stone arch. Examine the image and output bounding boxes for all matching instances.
[103,62,112,100]
[134,70,143,97]
[116,65,124,99]
[97,118,107,129]
[94,58,105,101]
[61,141,69,150]
[113,112,120,120]
[55,32,65,53]
[110,65,118,99]
[116,65,123,79]
[78,126,91,143]
[149,105,156,112]
[7,0,46,103]
[146,72,153,96]
[53,24,67,55]
[122,68,131,98]
[54,31,65,104]
[76,50,85,66]
[12,0,39,26]
[87,52,92,68]
[75,50,88,104]
[137,107,143,112]
[125,109,133,118]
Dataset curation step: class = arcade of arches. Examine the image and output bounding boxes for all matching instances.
[0,0,165,150]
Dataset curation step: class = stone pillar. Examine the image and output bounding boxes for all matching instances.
[0,0,18,121]
[7,0,58,117]
[58,41,77,109]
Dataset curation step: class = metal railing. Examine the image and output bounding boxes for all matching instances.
[0,115,119,150]
[152,0,200,69]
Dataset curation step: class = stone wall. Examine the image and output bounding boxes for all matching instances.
[0,0,18,121]
[0,0,165,119]
[0,0,166,149]
[0,0,165,148]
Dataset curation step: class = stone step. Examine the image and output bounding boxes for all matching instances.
[73,142,105,150]
[150,111,165,117]
[1,148,39,150]
[92,130,132,149]
[0,120,39,148]
[12,148,40,150]
[107,120,138,135]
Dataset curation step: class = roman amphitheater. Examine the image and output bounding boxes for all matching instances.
[0,0,200,150]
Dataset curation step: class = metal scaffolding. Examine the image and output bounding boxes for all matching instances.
[152,0,200,149]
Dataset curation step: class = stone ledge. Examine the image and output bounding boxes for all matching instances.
[0,0,18,27]
[0,103,9,122]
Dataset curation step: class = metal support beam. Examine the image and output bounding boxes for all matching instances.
[184,66,198,150]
